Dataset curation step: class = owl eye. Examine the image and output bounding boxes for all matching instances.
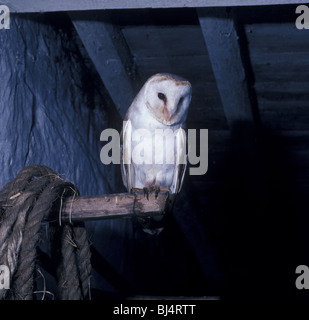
[158,92,167,103]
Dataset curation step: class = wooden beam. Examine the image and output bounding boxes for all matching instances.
[70,12,139,119]
[47,191,169,222]
[198,7,259,134]
[4,0,308,13]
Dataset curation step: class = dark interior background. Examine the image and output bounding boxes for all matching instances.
[0,4,309,299]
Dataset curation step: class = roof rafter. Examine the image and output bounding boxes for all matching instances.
[198,7,260,136]
[70,11,139,119]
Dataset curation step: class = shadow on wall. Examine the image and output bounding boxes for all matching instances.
[192,125,308,300]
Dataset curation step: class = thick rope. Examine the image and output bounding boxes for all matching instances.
[57,225,84,300]
[0,165,92,300]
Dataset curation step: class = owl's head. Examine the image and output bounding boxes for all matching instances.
[144,73,192,126]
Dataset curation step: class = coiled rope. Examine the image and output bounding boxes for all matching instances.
[0,165,91,300]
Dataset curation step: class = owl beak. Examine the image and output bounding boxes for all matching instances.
[163,106,171,121]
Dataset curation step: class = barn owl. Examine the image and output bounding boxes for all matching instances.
[121,73,192,234]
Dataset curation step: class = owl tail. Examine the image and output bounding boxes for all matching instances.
[137,194,177,235]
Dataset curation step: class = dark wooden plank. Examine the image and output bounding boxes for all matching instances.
[70,12,139,119]
[134,55,214,81]
[250,53,309,83]
[198,7,259,133]
[250,52,309,68]
[246,23,309,88]
[122,25,207,58]
[48,191,169,222]
[254,70,309,83]
[259,93,309,103]
[253,65,309,83]
[254,81,309,94]
[259,99,309,130]
[245,23,309,55]
[4,0,307,12]
[259,98,309,110]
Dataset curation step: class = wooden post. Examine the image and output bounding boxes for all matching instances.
[47,191,169,222]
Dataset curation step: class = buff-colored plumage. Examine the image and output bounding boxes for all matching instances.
[121,73,192,234]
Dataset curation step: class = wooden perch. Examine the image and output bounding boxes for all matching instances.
[48,191,169,222]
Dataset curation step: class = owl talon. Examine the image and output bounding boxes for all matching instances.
[143,187,149,200]
[154,188,160,199]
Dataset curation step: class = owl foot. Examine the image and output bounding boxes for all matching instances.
[148,186,160,199]
[152,187,171,199]
[130,188,144,197]
[143,187,150,200]
[155,188,160,199]
[142,187,159,200]
[131,187,170,200]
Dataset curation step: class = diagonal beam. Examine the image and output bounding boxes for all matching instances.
[198,7,260,136]
[70,12,139,119]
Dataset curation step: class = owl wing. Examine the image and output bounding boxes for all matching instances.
[171,127,187,194]
[120,119,133,191]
